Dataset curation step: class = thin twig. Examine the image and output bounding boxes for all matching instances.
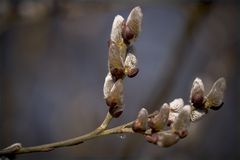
[0,112,112,155]
[0,111,158,156]
[95,112,113,133]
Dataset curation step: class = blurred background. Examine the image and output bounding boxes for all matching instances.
[0,0,239,159]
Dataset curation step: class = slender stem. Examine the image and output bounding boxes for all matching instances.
[0,112,113,155]
[0,111,158,156]
[95,112,113,133]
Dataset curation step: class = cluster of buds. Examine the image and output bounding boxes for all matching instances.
[190,77,226,121]
[132,77,226,147]
[103,7,143,117]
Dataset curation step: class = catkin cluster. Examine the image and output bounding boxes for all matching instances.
[132,77,226,147]
[0,6,228,158]
[103,6,226,148]
[103,7,143,117]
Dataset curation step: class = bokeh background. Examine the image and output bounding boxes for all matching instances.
[0,0,239,159]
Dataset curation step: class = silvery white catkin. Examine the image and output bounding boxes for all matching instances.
[148,103,170,132]
[156,131,180,147]
[109,79,124,105]
[125,47,137,69]
[103,72,114,99]
[105,6,144,118]
[105,79,124,108]
[125,52,137,68]
[108,15,128,80]
[124,46,138,77]
[190,109,207,122]
[132,108,149,132]
[172,105,191,138]
[168,98,184,124]
[126,6,143,41]
[110,15,124,44]
[106,74,124,118]
[205,77,226,109]
[110,15,127,61]
[169,98,184,112]
[190,77,205,108]
[108,43,124,70]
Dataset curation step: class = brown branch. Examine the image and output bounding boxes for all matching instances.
[0,112,112,155]
[0,111,158,156]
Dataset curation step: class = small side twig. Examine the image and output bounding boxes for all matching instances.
[95,112,113,133]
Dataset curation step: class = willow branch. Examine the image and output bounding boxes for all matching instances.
[0,111,158,156]
[0,112,112,155]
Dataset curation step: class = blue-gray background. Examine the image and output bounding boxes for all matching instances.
[0,0,239,159]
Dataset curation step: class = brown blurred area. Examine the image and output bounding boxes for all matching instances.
[0,0,239,159]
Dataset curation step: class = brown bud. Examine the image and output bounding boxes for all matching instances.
[110,68,125,80]
[109,105,124,118]
[126,68,139,78]
[191,94,204,109]
[172,105,191,138]
[145,134,158,144]
[205,77,226,110]
[146,131,180,147]
[122,22,135,45]
[148,103,170,132]
[190,78,205,109]
[105,97,117,108]
[132,108,148,132]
